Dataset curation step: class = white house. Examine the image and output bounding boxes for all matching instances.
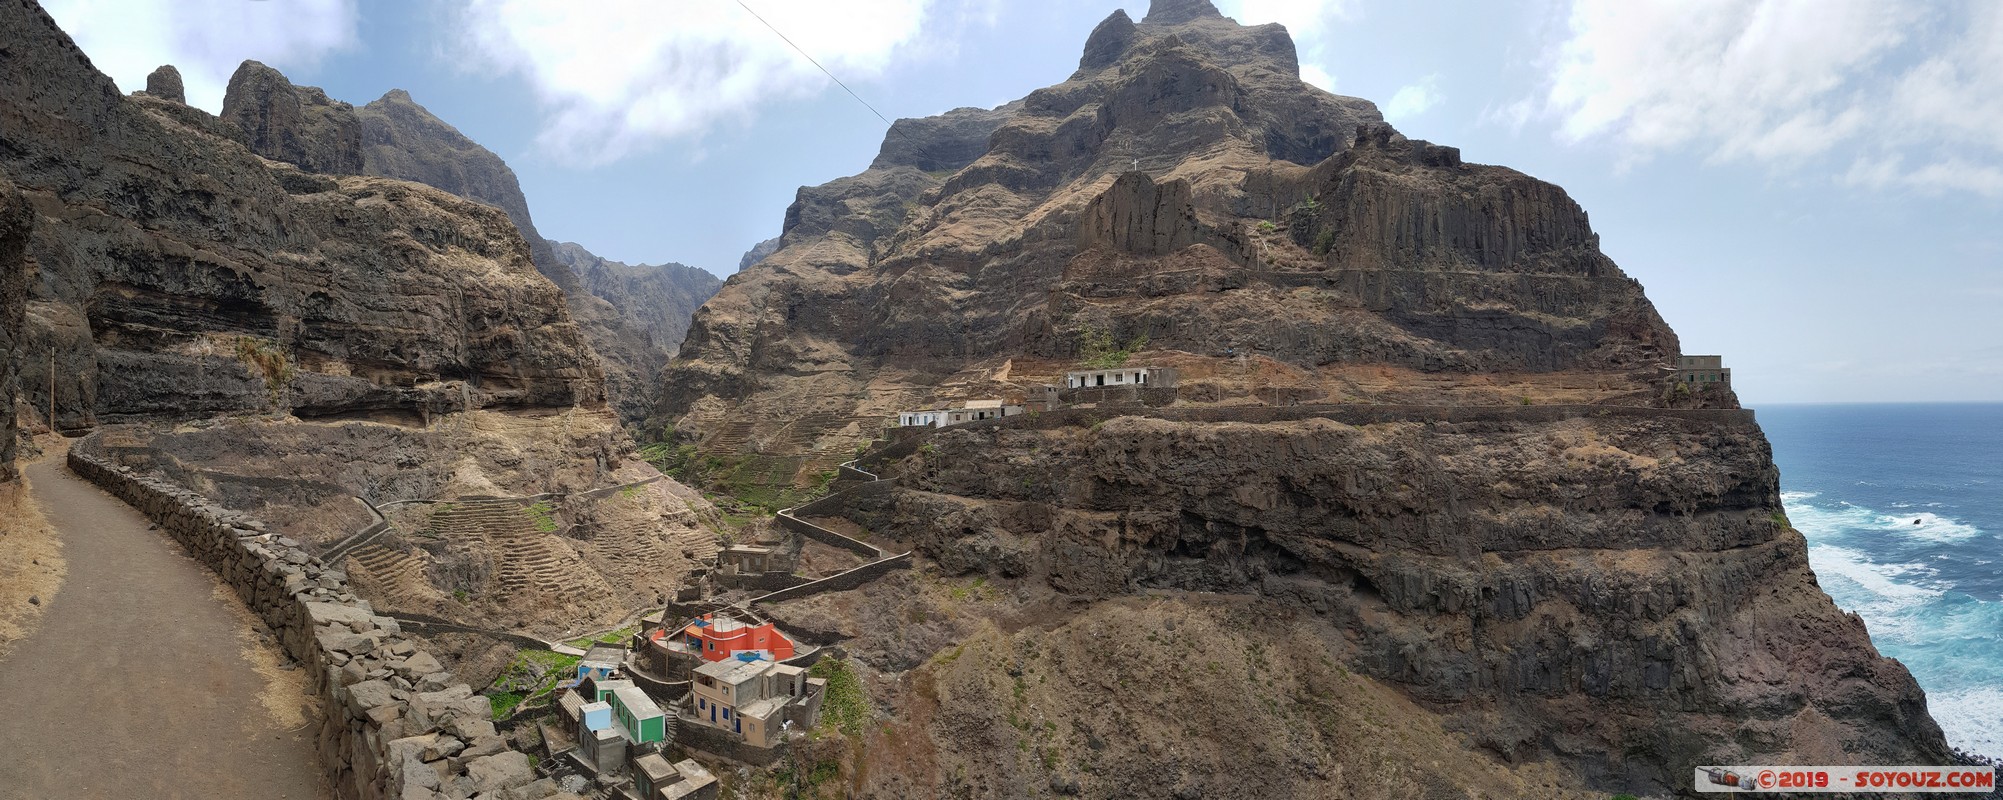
[896,399,1024,428]
[1064,366,1178,389]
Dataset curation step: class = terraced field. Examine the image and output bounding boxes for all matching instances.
[342,490,714,635]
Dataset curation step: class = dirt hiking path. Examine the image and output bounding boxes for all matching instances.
[0,459,328,799]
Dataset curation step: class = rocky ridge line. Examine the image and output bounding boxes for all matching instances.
[215,63,721,421]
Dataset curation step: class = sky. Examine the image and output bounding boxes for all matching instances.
[37,0,2003,404]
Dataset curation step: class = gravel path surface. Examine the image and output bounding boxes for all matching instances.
[0,460,328,799]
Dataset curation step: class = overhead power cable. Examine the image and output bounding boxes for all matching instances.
[734,0,898,131]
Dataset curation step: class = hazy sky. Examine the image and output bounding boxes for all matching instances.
[40,0,2003,404]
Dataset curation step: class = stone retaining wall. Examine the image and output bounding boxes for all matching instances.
[859,403,1756,471]
[714,570,811,592]
[775,502,880,558]
[69,434,556,800]
[380,611,552,652]
[751,553,913,606]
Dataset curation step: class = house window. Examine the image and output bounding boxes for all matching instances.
[722,708,731,720]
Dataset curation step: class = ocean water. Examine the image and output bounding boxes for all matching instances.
[1761,403,2003,760]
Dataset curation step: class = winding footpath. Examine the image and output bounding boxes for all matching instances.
[0,460,327,799]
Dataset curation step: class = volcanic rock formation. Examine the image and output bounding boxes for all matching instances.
[213,65,721,420]
[142,64,183,103]
[829,406,1950,794]
[550,241,722,419]
[0,178,28,481]
[650,1,1950,796]
[656,0,1668,475]
[0,2,601,428]
[0,0,724,641]
[737,235,781,272]
[222,60,366,176]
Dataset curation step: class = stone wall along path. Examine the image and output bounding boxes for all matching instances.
[0,459,328,799]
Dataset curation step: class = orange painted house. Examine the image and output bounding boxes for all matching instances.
[680,613,796,663]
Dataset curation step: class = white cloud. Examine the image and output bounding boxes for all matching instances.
[453,0,934,166]
[1216,0,1349,91]
[1384,74,1442,120]
[1536,0,2003,194]
[40,0,358,112]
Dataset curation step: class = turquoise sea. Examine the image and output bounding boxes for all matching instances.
[1762,403,2003,760]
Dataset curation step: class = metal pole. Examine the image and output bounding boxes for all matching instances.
[47,347,54,433]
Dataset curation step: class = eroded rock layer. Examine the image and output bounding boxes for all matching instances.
[214,65,721,420]
[843,406,1948,793]
[647,1,1949,796]
[656,0,1676,477]
[1,0,601,427]
[0,178,29,480]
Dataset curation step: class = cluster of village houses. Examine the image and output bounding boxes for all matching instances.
[895,366,1178,429]
[892,355,1730,428]
[532,350,1740,794]
[548,608,824,798]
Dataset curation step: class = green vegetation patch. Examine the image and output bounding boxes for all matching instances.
[488,648,582,719]
[565,625,640,650]
[1077,325,1147,369]
[232,336,296,407]
[488,691,525,719]
[523,501,560,533]
[810,656,869,736]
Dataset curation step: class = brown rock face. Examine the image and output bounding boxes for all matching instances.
[0,177,28,481]
[844,407,1951,795]
[0,1,602,425]
[656,3,1663,475]
[143,64,183,103]
[1078,171,1206,256]
[647,1,1952,795]
[216,77,721,421]
[550,241,722,420]
[221,60,364,176]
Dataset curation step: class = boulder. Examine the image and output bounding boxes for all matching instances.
[464,752,534,795]
[143,65,184,103]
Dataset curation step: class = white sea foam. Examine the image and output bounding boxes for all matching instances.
[1883,512,1984,543]
[1932,688,2003,761]
[1781,490,1819,501]
[1805,544,1944,621]
[1783,494,1984,544]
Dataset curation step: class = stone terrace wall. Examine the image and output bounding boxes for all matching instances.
[859,403,1757,471]
[715,570,810,592]
[776,498,881,558]
[68,434,556,800]
[751,552,913,606]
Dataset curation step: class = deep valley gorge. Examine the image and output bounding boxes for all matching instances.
[0,1,1986,799]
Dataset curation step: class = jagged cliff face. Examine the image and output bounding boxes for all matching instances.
[737,236,781,272]
[0,178,28,481]
[657,1,1678,478]
[215,62,721,421]
[648,1,1945,797]
[550,242,722,420]
[0,0,723,639]
[838,408,1949,794]
[0,0,601,427]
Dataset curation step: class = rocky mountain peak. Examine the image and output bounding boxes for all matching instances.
[1078,9,1137,69]
[222,59,363,175]
[1142,0,1223,25]
[143,64,183,103]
